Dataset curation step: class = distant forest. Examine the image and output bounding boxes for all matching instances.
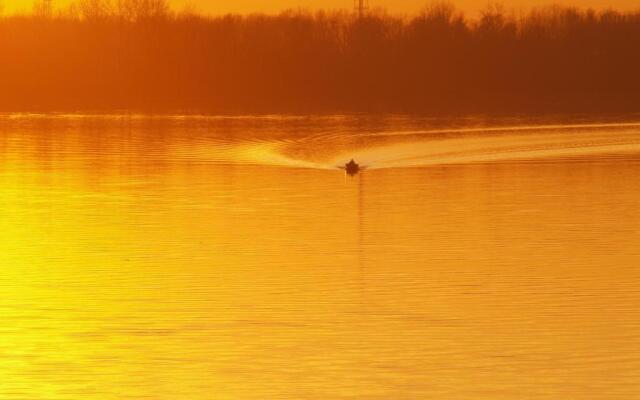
[1,0,639,113]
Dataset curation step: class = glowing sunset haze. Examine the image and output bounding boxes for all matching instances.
[2,0,640,14]
[1,0,639,399]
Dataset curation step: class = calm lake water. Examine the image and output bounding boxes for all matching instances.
[1,114,640,399]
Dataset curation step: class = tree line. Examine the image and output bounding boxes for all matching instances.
[1,1,639,113]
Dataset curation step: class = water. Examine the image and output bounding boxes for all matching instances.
[1,114,640,399]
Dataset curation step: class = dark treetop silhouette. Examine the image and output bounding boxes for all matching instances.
[1,1,639,113]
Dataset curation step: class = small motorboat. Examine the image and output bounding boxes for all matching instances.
[344,159,360,175]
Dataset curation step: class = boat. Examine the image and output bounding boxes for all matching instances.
[345,159,360,175]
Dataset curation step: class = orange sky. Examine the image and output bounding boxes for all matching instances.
[3,0,639,15]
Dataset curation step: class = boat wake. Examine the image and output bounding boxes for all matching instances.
[175,121,640,171]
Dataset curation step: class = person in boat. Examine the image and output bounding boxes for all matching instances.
[345,159,360,175]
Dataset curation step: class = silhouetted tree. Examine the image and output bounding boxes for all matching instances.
[33,0,53,18]
[0,2,639,113]
[78,0,113,20]
[116,0,169,21]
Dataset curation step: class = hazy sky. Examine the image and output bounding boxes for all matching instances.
[3,0,639,15]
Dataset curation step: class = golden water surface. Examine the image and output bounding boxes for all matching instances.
[1,114,639,399]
